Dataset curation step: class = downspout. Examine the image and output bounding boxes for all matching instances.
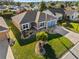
[46,14,48,31]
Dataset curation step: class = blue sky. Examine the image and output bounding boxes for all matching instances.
[14,0,78,2]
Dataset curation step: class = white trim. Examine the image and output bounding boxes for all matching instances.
[21,23,30,30]
[0,30,8,33]
[38,21,46,29]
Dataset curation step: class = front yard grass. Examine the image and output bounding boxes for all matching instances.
[63,22,79,33]
[4,19,74,59]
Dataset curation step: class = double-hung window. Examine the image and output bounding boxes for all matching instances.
[39,21,46,29]
[22,23,29,30]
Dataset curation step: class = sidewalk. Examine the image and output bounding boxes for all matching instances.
[60,42,79,59]
[6,30,15,59]
[6,46,14,59]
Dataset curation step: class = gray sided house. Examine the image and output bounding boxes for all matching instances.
[0,5,6,11]
[12,11,57,38]
[49,8,65,21]
[65,10,79,21]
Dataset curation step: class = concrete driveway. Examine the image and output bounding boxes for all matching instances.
[0,39,8,59]
[54,26,79,44]
[0,39,14,59]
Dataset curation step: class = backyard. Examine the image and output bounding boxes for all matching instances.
[4,18,74,59]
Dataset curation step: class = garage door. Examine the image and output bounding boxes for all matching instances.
[48,20,55,27]
[0,32,7,40]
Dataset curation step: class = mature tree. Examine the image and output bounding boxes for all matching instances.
[0,2,3,5]
[35,31,48,55]
[60,4,65,9]
[50,2,55,6]
[17,2,21,6]
[29,2,34,8]
[36,32,48,41]
[39,1,47,12]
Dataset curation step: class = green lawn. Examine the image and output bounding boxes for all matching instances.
[4,19,74,59]
[63,22,79,33]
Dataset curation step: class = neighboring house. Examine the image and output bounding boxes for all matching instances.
[12,10,57,38]
[49,8,65,21]
[71,5,77,10]
[24,6,32,10]
[0,5,6,11]
[32,5,39,10]
[16,6,26,14]
[0,17,9,40]
[65,10,79,21]
[8,5,18,12]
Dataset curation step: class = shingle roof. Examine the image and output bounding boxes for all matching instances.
[38,12,46,22]
[65,10,78,15]
[0,17,8,32]
[0,26,7,31]
[49,8,65,15]
[0,6,6,10]
[12,10,57,24]
[20,10,37,24]
[47,14,57,20]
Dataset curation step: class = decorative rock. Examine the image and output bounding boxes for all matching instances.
[35,40,46,55]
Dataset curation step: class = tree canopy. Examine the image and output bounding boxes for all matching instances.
[39,1,47,12]
[36,31,48,41]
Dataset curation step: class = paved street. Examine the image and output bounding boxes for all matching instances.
[0,39,8,59]
[0,39,14,59]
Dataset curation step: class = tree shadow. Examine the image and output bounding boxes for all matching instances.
[4,17,36,46]
[58,38,79,59]
[10,23,36,46]
[43,44,58,59]
[64,23,73,28]
[48,33,63,41]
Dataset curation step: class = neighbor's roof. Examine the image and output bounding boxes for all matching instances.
[38,13,45,22]
[0,17,8,32]
[65,10,78,15]
[43,10,55,16]
[47,14,57,20]
[0,6,6,10]
[49,8,65,15]
[0,26,7,31]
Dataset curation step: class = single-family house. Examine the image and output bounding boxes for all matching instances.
[0,5,6,11]
[0,17,9,40]
[65,10,79,21]
[12,10,57,38]
[49,8,65,21]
